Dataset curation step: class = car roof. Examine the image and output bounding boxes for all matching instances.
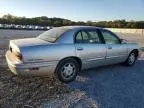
[56,26,106,31]
[55,26,109,44]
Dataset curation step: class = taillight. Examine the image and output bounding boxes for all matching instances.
[9,45,23,61]
[10,47,12,52]
[15,52,23,61]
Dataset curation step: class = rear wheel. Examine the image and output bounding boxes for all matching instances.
[125,51,137,66]
[55,58,79,83]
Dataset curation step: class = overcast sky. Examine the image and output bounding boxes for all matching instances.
[0,0,144,21]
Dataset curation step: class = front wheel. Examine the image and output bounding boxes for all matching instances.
[55,58,79,83]
[125,51,137,66]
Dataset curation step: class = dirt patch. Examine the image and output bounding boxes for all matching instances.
[0,67,72,108]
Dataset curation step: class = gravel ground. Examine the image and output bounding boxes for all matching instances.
[0,66,72,108]
[69,55,144,108]
[0,29,144,108]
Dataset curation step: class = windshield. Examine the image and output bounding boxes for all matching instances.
[38,27,68,42]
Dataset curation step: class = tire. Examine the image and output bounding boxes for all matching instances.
[125,51,137,66]
[55,58,79,83]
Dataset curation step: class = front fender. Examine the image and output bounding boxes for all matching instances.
[127,43,139,54]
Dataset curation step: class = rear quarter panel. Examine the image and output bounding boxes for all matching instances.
[20,44,76,63]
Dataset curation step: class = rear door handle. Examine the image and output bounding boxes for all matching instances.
[108,46,112,49]
[77,47,83,51]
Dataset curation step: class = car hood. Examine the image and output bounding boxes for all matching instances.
[10,38,50,47]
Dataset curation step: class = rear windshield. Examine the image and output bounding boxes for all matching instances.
[38,27,68,42]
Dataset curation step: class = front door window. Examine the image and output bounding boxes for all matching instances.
[102,30,120,44]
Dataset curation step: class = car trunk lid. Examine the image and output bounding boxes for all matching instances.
[9,38,51,62]
[10,38,48,48]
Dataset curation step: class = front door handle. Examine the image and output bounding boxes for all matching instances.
[77,47,83,51]
[108,46,112,49]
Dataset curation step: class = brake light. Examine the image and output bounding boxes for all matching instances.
[15,52,23,60]
[10,47,12,52]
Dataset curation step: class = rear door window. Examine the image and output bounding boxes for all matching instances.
[87,31,102,44]
[75,29,102,44]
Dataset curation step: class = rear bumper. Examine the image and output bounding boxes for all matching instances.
[5,51,58,76]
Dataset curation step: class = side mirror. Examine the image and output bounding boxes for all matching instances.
[120,39,128,44]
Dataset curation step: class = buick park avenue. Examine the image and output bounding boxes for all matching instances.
[6,26,139,83]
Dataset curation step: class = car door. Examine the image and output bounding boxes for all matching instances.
[75,29,107,69]
[101,30,128,64]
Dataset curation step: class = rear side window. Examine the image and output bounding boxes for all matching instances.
[75,30,102,44]
[87,31,102,43]
[76,32,83,43]
[81,31,89,43]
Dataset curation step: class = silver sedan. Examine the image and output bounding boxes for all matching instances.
[6,26,139,83]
